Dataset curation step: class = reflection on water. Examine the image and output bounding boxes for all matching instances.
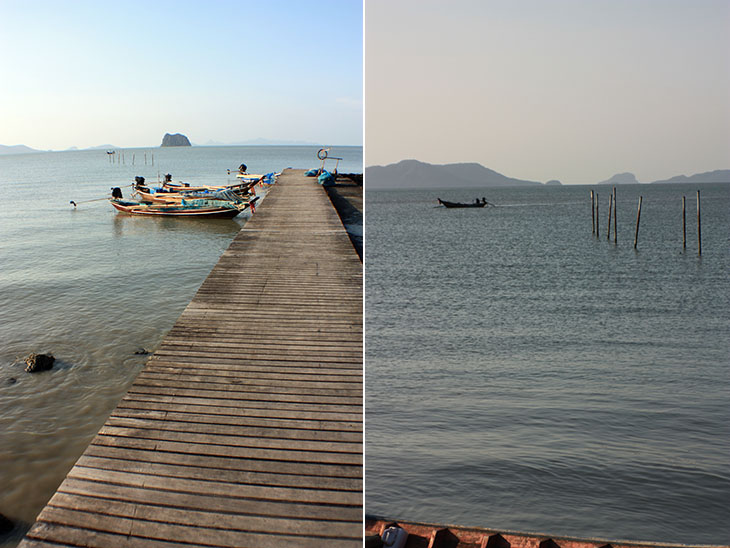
[111,208,248,238]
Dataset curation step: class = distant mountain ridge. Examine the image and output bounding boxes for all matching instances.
[365,159,548,189]
[649,170,730,184]
[597,172,640,185]
[596,169,729,185]
[0,144,40,155]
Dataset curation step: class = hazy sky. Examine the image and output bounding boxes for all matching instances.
[0,0,362,150]
[365,0,730,184]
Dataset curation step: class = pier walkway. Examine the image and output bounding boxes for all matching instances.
[20,170,363,548]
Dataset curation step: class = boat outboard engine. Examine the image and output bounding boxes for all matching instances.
[111,187,123,199]
[165,173,172,182]
[239,163,247,174]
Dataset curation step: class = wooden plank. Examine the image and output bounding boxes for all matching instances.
[19,169,362,547]
[64,467,361,505]
[117,396,362,421]
[96,425,362,455]
[33,507,361,548]
[119,393,362,415]
[125,385,362,405]
[102,416,363,443]
[111,406,361,430]
[59,477,363,521]
[75,455,362,490]
[44,494,360,537]
[81,445,362,478]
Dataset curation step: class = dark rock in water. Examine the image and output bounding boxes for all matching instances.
[134,348,149,355]
[0,512,13,534]
[6,377,17,385]
[161,133,191,147]
[24,353,55,373]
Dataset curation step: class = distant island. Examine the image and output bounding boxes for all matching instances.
[596,169,730,185]
[161,133,191,147]
[649,170,730,184]
[597,172,640,185]
[365,160,553,189]
[0,144,40,155]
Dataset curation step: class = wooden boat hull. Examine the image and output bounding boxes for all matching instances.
[365,517,726,548]
[110,199,244,218]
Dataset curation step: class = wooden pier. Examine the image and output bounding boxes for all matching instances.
[19,169,363,548]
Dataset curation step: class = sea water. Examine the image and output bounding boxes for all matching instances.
[365,184,729,545]
[0,145,361,546]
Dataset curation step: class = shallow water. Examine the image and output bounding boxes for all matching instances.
[365,184,730,545]
[0,145,361,545]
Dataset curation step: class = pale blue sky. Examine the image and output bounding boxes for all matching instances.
[365,0,730,184]
[0,0,362,149]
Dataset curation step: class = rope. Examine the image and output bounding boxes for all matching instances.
[71,196,110,205]
[70,184,133,207]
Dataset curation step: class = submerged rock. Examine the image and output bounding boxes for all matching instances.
[6,377,17,385]
[24,353,55,373]
[134,348,149,355]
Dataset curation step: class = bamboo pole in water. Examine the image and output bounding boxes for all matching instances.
[634,196,643,250]
[591,190,595,234]
[596,193,599,238]
[613,187,617,244]
[607,192,613,240]
[682,196,686,249]
[697,190,702,256]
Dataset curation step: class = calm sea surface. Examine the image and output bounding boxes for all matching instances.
[365,184,729,545]
[0,145,361,546]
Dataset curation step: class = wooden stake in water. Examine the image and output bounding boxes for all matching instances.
[596,193,599,237]
[613,187,617,244]
[634,196,643,250]
[607,192,613,240]
[697,190,702,256]
[682,196,686,249]
[591,190,595,234]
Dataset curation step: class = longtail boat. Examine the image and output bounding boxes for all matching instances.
[110,191,257,218]
[236,171,278,185]
[162,180,258,192]
[438,198,488,208]
[132,176,258,204]
[365,517,728,548]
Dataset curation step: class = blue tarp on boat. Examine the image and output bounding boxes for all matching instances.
[318,170,336,186]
